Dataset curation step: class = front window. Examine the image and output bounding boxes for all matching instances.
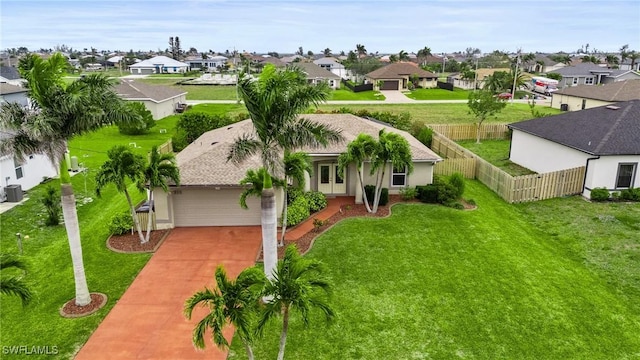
[392,166,407,187]
[320,166,330,184]
[14,157,24,179]
[572,77,579,85]
[585,77,594,85]
[616,163,637,188]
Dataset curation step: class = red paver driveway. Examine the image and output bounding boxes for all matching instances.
[75,227,262,360]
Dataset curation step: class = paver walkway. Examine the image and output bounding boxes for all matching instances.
[75,227,262,360]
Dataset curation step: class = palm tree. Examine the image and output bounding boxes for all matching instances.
[227,64,342,279]
[323,48,331,57]
[0,53,136,306]
[398,50,410,62]
[620,44,629,64]
[338,134,377,213]
[143,146,180,243]
[389,54,399,63]
[417,46,432,66]
[0,253,32,306]
[605,54,619,67]
[95,146,147,243]
[355,44,367,58]
[259,245,334,360]
[369,130,413,213]
[184,266,266,360]
[280,151,312,245]
[628,51,639,70]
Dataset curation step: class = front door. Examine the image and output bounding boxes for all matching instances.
[318,163,346,194]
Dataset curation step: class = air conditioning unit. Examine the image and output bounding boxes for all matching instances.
[560,104,569,111]
[5,184,23,202]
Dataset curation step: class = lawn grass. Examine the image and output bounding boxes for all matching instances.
[406,87,471,100]
[316,103,561,124]
[178,84,238,100]
[229,181,640,359]
[457,139,535,176]
[329,89,385,101]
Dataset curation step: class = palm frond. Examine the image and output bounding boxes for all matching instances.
[227,134,261,165]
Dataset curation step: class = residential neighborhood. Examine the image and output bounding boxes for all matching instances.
[1,1,639,359]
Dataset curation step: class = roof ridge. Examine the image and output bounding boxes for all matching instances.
[610,80,627,101]
[593,103,632,153]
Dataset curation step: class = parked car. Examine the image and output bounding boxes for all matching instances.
[497,92,512,99]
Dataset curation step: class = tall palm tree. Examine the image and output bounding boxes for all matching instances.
[628,51,639,70]
[417,46,432,66]
[323,48,331,57]
[280,151,312,245]
[369,130,414,213]
[184,266,266,360]
[239,168,284,210]
[0,253,32,306]
[227,64,342,279]
[258,245,335,360]
[95,146,147,243]
[605,54,619,67]
[355,44,367,58]
[0,53,136,306]
[338,134,377,213]
[143,146,180,243]
[398,50,410,62]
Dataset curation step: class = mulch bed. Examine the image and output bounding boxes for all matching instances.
[107,229,171,253]
[60,293,108,318]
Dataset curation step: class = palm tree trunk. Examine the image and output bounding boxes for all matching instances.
[357,168,372,213]
[280,187,288,247]
[144,190,154,243]
[124,189,145,244]
[60,178,91,306]
[243,341,255,360]
[261,185,278,280]
[372,166,386,213]
[277,306,290,360]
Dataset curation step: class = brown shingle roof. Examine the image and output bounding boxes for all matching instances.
[366,62,437,79]
[290,63,340,80]
[177,114,441,186]
[553,79,640,102]
[115,80,187,103]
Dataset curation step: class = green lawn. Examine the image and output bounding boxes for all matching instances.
[316,103,561,124]
[329,89,385,101]
[229,181,640,359]
[406,87,471,100]
[136,78,238,100]
[457,139,535,176]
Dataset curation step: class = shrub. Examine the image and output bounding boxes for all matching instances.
[364,185,388,206]
[41,185,61,226]
[444,201,465,210]
[118,102,155,135]
[620,188,640,201]
[418,184,439,203]
[313,218,328,232]
[449,172,466,199]
[399,186,417,201]
[305,191,327,212]
[466,198,477,206]
[177,112,233,145]
[611,191,621,201]
[109,212,133,235]
[417,177,458,204]
[590,187,610,202]
[415,127,433,148]
[287,187,304,205]
[286,196,310,227]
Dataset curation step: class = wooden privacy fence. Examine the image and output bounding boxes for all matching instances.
[136,211,157,232]
[427,123,510,141]
[157,139,173,154]
[431,131,586,203]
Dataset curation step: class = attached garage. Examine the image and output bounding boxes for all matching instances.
[380,80,399,90]
[172,187,261,227]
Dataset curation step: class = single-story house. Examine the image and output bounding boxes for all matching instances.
[291,63,341,89]
[508,100,640,198]
[152,114,442,228]
[129,56,189,74]
[313,57,348,79]
[184,55,228,71]
[550,63,640,88]
[115,80,187,120]
[550,79,640,111]
[0,83,28,106]
[524,54,567,74]
[446,67,513,90]
[365,62,437,90]
[0,66,25,87]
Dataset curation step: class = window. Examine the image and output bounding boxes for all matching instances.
[14,157,24,179]
[391,166,407,187]
[585,77,594,85]
[320,166,330,184]
[572,77,579,85]
[616,163,637,188]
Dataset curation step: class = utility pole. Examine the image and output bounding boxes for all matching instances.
[511,49,521,103]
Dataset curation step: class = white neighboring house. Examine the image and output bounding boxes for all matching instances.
[0,66,25,87]
[313,57,348,79]
[184,55,228,72]
[0,85,57,202]
[129,56,189,75]
[115,80,187,120]
[508,100,640,198]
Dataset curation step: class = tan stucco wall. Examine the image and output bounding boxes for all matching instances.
[550,94,613,111]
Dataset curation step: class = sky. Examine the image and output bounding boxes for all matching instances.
[1,0,639,55]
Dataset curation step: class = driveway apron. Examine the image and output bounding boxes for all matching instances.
[75,226,262,360]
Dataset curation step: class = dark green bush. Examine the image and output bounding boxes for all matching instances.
[466,198,477,206]
[620,188,640,201]
[417,177,458,204]
[364,185,388,206]
[41,185,61,226]
[444,201,465,210]
[109,212,133,235]
[449,172,466,199]
[418,184,439,203]
[118,102,155,135]
[399,186,417,201]
[305,191,327,212]
[590,187,610,202]
[287,187,304,205]
[286,196,310,227]
[415,127,433,148]
[175,112,233,149]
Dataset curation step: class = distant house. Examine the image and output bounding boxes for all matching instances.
[0,66,24,87]
[508,100,640,198]
[446,68,512,90]
[129,56,189,74]
[115,80,187,119]
[524,54,567,73]
[551,79,640,111]
[313,57,348,79]
[619,59,640,72]
[184,55,228,72]
[365,62,437,90]
[0,85,57,201]
[551,63,640,88]
[290,63,341,89]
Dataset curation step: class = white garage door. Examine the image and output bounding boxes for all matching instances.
[173,188,261,227]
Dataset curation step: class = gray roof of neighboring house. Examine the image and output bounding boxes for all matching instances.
[258,57,286,67]
[0,83,27,95]
[115,80,187,103]
[552,63,613,76]
[366,62,437,79]
[553,79,640,102]
[290,63,340,80]
[0,66,21,80]
[508,100,640,156]
[534,54,558,66]
[177,114,442,186]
